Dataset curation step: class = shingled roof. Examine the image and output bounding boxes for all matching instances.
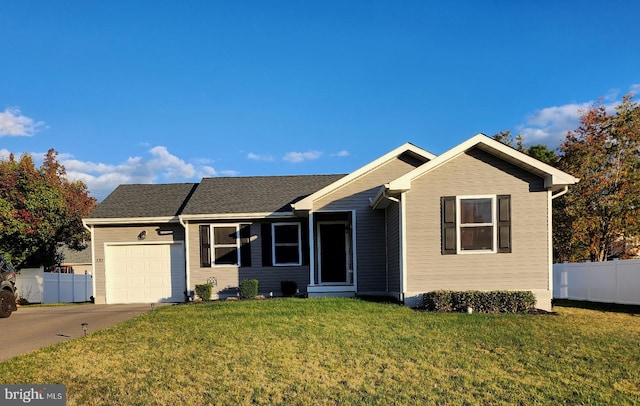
[181,175,345,215]
[86,183,198,219]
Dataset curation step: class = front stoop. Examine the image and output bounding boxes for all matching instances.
[307,285,356,298]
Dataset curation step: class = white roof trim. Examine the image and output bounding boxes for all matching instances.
[83,216,180,225]
[387,133,579,192]
[179,212,298,221]
[292,142,435,211]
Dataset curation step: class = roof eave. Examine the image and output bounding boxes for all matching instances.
[179,212,299,221]
[83,216,181,226]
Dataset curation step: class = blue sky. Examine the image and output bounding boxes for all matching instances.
[1,1,639,200]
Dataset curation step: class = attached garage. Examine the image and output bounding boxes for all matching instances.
[105,243,186,304]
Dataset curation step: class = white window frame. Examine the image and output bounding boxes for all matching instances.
[456,195,497,254]
[211,224,240,266]
[272,222,302,266]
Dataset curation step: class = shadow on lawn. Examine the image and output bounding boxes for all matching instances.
[554,299,640,315]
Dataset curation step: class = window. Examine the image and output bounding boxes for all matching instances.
[272,223,302,266]
[199,224,252,267]
[213,225,239,265]
[441,195,511,255]
[459,197,494,251]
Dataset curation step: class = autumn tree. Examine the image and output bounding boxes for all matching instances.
[0,149,97,268]
[554,94,640,262]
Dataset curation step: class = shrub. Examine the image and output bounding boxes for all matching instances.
[239,279,259,299]
[280,280,298,297]
[195,284,213,301]
[423,290,536,313]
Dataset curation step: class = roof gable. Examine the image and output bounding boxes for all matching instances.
[387,134,579,193]
[292,142,435,210]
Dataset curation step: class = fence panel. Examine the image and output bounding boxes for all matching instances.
[42,272,93,303]
[553,260,640,305]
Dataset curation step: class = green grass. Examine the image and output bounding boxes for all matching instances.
[2,298,640,405]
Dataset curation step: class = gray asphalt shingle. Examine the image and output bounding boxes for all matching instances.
[86,175,345,219]
[86,183,198,218]
[182,175,345,215]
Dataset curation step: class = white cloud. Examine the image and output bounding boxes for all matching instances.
[61,146,231,201]
[0,107,46,137]
[332,150,350,157]
[247,152,275,162]
[0,148,11,160]
[518,84,640,147]
[283,150,323,163]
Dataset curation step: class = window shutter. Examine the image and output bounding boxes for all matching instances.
[240,224,252,267]
[199,225,211,267]
[497,195,512,253]
[261,223,273,267]
[441,196,457,255]
[301,220,310,265]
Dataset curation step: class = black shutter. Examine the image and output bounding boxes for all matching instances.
[261,223,273,267]
[441,196,457,255]
[301,220,310,265]
[240,224,252,267]
[497,195,512,253]
[199,225,211,267]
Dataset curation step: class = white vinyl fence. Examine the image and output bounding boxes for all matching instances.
[553,260,640,305]
[16,267,93,304]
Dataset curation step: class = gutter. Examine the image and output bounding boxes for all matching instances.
[551,185,569,199]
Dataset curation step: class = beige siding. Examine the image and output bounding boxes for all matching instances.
[386,202,401,294]
[405,148,549,292]
[314,154,422,293]
[187,222,310,297]
[92,223,185,304]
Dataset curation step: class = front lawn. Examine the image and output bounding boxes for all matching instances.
[2,298,639,404]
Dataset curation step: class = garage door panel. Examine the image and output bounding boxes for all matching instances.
[105,243,185,304]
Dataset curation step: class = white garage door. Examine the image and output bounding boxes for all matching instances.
[105,243,185,304]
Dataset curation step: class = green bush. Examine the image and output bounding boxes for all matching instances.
[423,290,536,313]
[239,279,259,299]
[280,280,298,297]
[195,284,212,301]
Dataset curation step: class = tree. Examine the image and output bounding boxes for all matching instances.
[554,94,640,262]
[492,130,558,165]
[0,149,97,268]
[493,130,526,152]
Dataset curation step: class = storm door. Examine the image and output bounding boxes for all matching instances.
[318,222,350,284]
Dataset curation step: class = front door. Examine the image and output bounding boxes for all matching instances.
[318,222,349,284]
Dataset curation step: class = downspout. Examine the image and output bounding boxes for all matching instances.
[551,185,569,199]
[82,220,97,304]
[546,185,568,309]
[178,215,191,301]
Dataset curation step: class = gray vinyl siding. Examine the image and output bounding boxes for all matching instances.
[187,222,310,297]
[314,155,422,293]
[386,202,401,294]
[405,148,549,292]
[92,223,185,303]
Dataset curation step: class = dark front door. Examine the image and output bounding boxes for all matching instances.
[319,222,348,283]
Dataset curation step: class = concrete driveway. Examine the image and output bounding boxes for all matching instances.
[0,303,160,362]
